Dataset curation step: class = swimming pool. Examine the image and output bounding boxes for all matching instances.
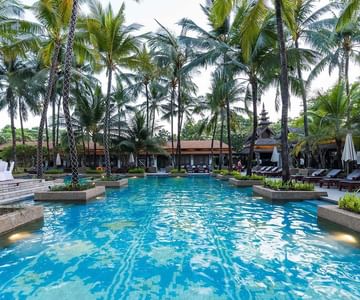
[0,177,360,299]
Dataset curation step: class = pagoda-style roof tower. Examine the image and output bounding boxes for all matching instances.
[259,103,271,128]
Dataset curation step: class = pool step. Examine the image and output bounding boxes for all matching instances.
[0,180,55,204]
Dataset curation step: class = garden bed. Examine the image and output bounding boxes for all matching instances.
[318,205,360,233]
[0,206,43,235]
[95,178,128,188]
[34,186,105,202]
[253,186,327,201]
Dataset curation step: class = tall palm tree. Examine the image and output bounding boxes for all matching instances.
[61,0,80,186]
[292,0,333,167]
[84,0,139,177]
[151,22,193,171]
[33,0,75,178]
[211,0,294,180]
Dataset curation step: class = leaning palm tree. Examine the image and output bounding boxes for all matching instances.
[33,0,75,178]
[84,0,139,177]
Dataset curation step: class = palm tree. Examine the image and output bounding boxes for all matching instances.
[32,0,74,178]
[292,0,333,167]
[72,85,105,167]
[151,22,194,171]
[120,111,165,166]
[84,0,139,177]
[61,0,81,186]
[211,0,294,180]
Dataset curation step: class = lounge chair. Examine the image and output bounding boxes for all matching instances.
[185,165,193,173]
[337,169,360,192]
[320,169,360,189]
[268,167,282,177]
[198,165,205,173]
[303,169,342,185]
[263,167,279,176]
[255,166,272,175]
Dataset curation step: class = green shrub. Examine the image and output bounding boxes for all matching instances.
[339,193,360,214]
[50,183,95,191]
[85,168,104,174]
[212,170,222,174]
[170,168,186,174]
[44,169,64,175]
[230,171,240,177]
[234,174,264,181]
[128,167,145,174]
[264,179,314,191]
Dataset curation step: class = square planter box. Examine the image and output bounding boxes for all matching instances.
[216,174,232,181]
[229,178,263,187]
[95,179,128,188]
[0,206,43,235]
[253,185,327,201]
[34,186,105,203]
[318,205,360,233]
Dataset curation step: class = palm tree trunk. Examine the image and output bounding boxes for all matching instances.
[336,138,342,168]
[7,88,16,164]
[151,109,156,137]
[171,84,175,167]
[104,66,113,177]
[219,108,224,170]
[275,0,291,181]
[18,98,25,145]
[93,138,97,168]
[211,121,217,168]
[295,39,310,168]
[225,96,233,171]
[52,91,57,166]
[177,78,182,171]
[247,77,258,176]
[45,118,50,163]
[56,96,61,147]
[36,42,61,178]
[344,36,351,128]
[61,0,80,186]
[145,83,150,168]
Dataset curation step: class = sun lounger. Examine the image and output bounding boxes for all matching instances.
[303,169,342,185]
[339,180,360,192]
[255,166,272,175]
[320,169,360,189]
[263,167,279,176]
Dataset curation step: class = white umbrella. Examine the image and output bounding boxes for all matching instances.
[342,133,357,162]
[129,153,135,164]
[56,153,62,166]
[271,146,279,163]
[342,133,357,174]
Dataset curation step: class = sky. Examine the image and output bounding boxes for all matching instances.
[1,0,353,130]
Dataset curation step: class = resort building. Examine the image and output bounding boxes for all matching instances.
[240,104,279,165]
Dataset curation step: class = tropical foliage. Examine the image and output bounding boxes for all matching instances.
[1,0,360,185]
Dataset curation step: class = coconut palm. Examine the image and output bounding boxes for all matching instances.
[120,111,165,166]
[84,0,139,177]
[60,0,81,186]
[151,22,194,171]
[211,0,294,180]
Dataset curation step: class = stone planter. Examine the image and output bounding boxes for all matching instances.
[216,174,232,181]
[253,186,327,201]
[34,186,105,202]
[229,178,263,187]
[126,173,145,178]
[0,206,43,235]
[170,173,188,177]
[318,205,360,233]
[95,179,128,188]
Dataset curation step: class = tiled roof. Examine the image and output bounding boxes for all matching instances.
[164,140,229,150]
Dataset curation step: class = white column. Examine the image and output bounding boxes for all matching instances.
[190,155,194,166]
[209,155,212,165]
[153,155,157,167]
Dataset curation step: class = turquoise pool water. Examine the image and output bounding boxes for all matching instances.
[1,177,360,299]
